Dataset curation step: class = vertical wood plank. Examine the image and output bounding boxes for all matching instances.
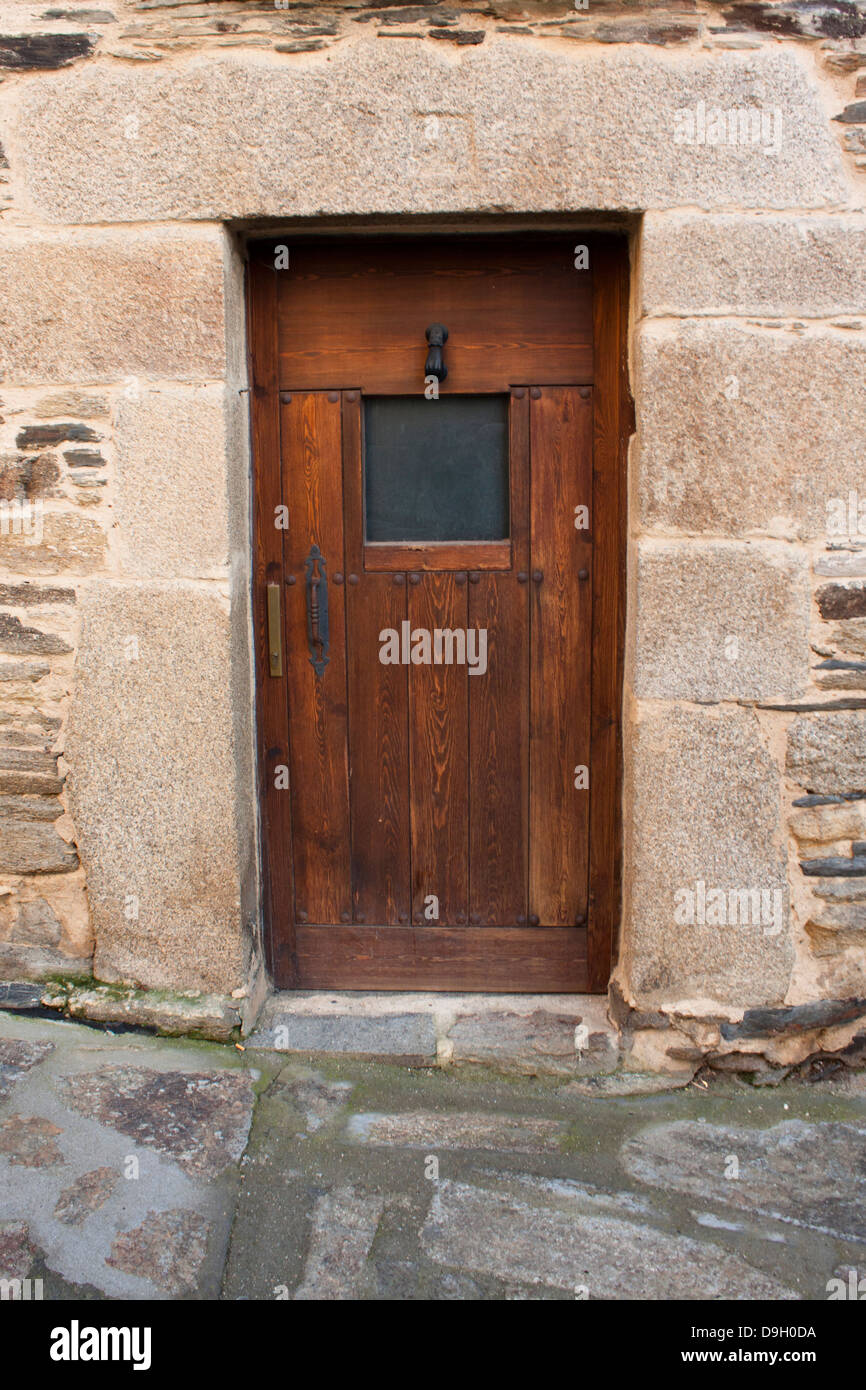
[281,391,352,924]
[409,571,469,926]
[343,392,411,926]
[248,254,297,987]
[529,387,593,926]
[588,238,631,989]
[468,391,530,925]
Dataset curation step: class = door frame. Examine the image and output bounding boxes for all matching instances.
[246,231,632,993]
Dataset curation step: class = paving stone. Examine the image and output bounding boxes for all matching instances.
[559,1071,693,1098]
[59,1066,255,1180]
[448,1008,617,1074]
[621,1119,866,1243]
[347,1110,568,1154]
[294,1187,385,1300]
[107,1209,210,1295]
[420,1180,796,1299]
[249,1011,437,1059]
[53,1167,118,1226]
[0,1113,62,1167]
[0,1220,36,1279]
[0,1037,54,1099]
[275,1075,355,1134]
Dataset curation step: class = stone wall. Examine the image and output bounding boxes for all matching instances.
[0,0,864,1063]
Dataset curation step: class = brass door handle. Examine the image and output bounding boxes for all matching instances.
[267,583,282,678]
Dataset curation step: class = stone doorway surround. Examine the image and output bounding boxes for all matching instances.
[0,24,865,1075]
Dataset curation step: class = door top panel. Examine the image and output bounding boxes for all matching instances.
[264,236,594,393]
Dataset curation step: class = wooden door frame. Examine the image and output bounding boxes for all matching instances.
[246,231,632,993]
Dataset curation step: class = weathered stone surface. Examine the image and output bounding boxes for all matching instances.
[0,798,64,822]
[66,582,245,993]
[0,770,62,794]
[15,424,98,451]
[787,711,866,794]
[635,541,809,700]
[6,46,847,224]
[53,984,240,1041]
[0,614,70,655]
[0,942,91,980]
[560,1071,693,1097]
[0,583,75,606]
[420,1179,795,1298]
[724,2,866,40]
[636,324,866,538]
[721,996,866,1039]
[275,1075,355,1135]
[0,1220,36,1279]
[642,213,866,317]
[347,1110,568,1153]
[107,1209,209,1294]
[54,1167,118,1225]
[247,1010,437,1059]
[448,1008,617,1074]
[0,33,94,70]
[0,1113,62,1167]
[33,392,108,420]
[294,1187,384,1300]
[817,583,866,620]
[0,227,230,384]
[789,797,866,845]
[0,511,105,576]
[12,898,62,945]
[0,820,78,874]
[59,1065,254,1178]
[806,903,866,953]
[621,1118,866,1242]
[0,1037,53,1099]
[114,386,230,579]
[626,704,793,1007]
[0,453,61,502]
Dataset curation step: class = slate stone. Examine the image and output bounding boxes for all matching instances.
[59,1066,255,1179]
[720,997,866,1040]
[15,424,99,450]
[0,796,64,821]
[107,1209,209,1294]
[0,33,95,70]
[802,855,866,876]
[621,1118,866,1243]
[0,821,78,874]
[0,981,44,1011]
[0,615,71,656]
[0,584,75,606]
[62,450,103,468]
[834,100,866,122]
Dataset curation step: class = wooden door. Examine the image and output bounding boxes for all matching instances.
[248,236,630,991]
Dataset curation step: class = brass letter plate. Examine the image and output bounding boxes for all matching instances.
[267,583,282,678]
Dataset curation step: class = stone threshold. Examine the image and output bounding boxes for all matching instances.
[244,990,621,1075]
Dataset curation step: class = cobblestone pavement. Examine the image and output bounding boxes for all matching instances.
[1,1010,864,1301]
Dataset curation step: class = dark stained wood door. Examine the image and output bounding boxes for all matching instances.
[248,236,630,991]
